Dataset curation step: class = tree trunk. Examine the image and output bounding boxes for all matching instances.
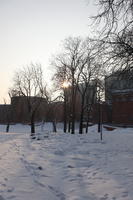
[71,72,76,134]
[79,97,85,134]
[71,107,75,134]
[52,121,57,132]
[68,120,71,132]
[6,123,10,133]
[86,112,90,133]
[85,100,89,134]
[63,90,67,133]
[79,110,84,134]
[31,112,35,135]
[86,110,91,133]
[98,102,101,133]
[86,122,88,133]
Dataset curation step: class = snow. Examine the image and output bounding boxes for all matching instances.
[0,124,133,200]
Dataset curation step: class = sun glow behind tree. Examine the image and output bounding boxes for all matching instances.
[62,81,70,89]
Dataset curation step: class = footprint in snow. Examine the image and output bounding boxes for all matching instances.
[38,166,43,170]
[122,191,128,198]
[7,195,16,199]
[77,173,83,177]
[0,195,5,200]
[67,165,75,168]
[92,172,97,176]
[35,180,46,188]
[69,178,76,182]
[48,185,66,200]
[1,183,6,187]
[100,193,109,200]
[7,187,14,193]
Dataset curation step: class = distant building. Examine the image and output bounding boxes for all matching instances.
[0,96,48,124]
[45,101,64,122]
[65,80,97,121]
[105,68,133,125]
[0,104,12,124]
[11,96,48,123]
[105,69,133,103]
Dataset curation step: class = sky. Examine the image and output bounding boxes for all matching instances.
[0,0,97,103]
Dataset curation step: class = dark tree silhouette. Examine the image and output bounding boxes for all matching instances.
[10,63,47,135]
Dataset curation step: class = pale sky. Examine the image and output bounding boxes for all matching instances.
[0,0,96,103]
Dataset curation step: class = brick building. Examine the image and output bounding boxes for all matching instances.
[11,96,48,123]
[0,96,48,124]
[0,104,12,124]
[112,92,133,125]
[105,69,133,125]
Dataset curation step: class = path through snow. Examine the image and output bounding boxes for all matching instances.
[0,124,133,200]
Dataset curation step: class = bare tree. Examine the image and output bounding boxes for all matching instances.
[10,63,47,135]
[52,37,92,134]
[90,0,133,71]
[3,97,12,133]
[78,53,96,133]
[92,0,132,36]
[78,54,104,133]
[95,78,105,134]
[52,59,69,133]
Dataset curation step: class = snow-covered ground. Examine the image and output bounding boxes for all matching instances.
[0,123,133,200]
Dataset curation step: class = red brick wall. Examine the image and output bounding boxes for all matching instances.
[91,103,111,124]
[112,94,133,125]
